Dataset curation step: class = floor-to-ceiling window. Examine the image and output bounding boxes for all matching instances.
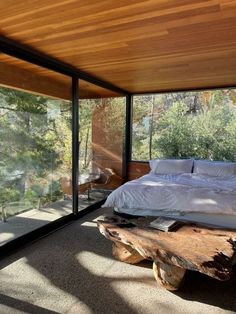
[77,80,126,210]
[132,89,236,162]
[0,50,128,246]
[0,53,72,245]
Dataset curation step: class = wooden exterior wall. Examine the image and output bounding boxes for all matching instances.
[127,162,150,181]
[91,99,124,179]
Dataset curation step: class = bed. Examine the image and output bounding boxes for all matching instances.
[103,159,236,229]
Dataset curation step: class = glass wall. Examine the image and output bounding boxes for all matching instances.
[132,89,236,161]
[0,53,72,242]
[78,80,125,210]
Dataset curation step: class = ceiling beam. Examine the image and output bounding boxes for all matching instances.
[132,85,236,96]
[0,35,129,96]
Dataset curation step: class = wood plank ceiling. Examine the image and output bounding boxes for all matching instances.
[0,0,236,98]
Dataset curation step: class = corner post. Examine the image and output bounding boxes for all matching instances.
[72,76,79,215]
[123,94,132,182]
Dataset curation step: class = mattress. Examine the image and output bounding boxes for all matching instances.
[103,173,236,216]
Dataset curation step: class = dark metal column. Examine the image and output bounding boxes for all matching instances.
[123,94,132,182]
[72,76,79,215]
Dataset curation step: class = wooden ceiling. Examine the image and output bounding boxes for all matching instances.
[0,0,236,98]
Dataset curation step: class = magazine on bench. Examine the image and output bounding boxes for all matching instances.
[150,217,181,232]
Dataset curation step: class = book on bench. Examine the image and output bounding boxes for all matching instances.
[150,217,180,232]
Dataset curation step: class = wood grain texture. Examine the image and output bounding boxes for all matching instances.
[97,215,236,282]
[153,261,186,291]
[112,241,145,264]
[0,60,71,99]
[0,0,236,96]
[92,98,125,177]
[0,54,120,99]
[128,162,150,180]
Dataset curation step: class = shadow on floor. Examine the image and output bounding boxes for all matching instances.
[175,267,236,312]
[1,209,236,313]
[0,214,141,313]
[135,255,236,312]
[0,293,60,314]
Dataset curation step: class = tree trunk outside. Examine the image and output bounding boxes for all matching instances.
[149,95,155,160]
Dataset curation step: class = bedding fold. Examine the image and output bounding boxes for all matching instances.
[103,173,236,215]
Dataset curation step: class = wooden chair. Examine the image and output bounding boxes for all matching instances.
[91,168,122,191]
[59,177,72,198]
[60,177,91,198]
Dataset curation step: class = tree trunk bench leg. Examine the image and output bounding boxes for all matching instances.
[153,261,186,291]
[112,242,145,264]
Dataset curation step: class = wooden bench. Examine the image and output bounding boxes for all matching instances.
[97,215,236,291]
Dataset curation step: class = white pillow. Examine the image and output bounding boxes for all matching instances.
[149,159,193,175]
[193,160,236,177]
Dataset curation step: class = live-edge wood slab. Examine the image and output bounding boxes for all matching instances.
[97,215,236,291]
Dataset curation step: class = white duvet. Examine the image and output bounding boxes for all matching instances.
[103,173,236,215]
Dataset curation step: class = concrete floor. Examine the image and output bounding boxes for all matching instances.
[0,207,236,314]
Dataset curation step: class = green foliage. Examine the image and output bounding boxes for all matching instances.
[132,90,236,161]
[0,88,59,176]
[24,188,39,202]
[154,103,194,158]
[0,186,21,206]
[24,181,63,206]
[79,99,93,171]
[0,86,71,211]
[132,96,153,160]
